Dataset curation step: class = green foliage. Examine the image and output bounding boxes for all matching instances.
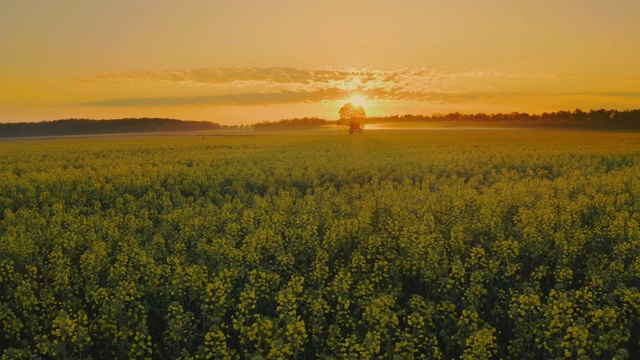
[0,118,225,138]
[1,131,640,358]
[337,102,366,134]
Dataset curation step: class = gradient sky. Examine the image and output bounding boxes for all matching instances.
[1,0,639,124]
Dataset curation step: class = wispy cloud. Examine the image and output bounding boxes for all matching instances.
[86,66,555,89]
[88,67,354,86]
[81,66,631,108]
[600,91,640,97]
[80,88,531,108]
[546,91,640,98]
[81,88,349,107]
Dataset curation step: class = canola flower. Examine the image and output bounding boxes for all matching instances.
[1,130,640,358]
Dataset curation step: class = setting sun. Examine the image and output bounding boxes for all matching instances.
[347,95,368,109]
[3,1,640,358]
[0,1,639,125]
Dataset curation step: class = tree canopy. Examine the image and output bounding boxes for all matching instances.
[337,102,366,134]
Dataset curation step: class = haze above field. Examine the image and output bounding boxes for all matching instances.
[1,0,639,124]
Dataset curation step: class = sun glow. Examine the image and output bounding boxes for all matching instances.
[347,95,368,108]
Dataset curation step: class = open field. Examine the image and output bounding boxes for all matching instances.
[2,130,640,358]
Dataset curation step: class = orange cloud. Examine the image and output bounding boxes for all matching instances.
[81,88,349,107]
[80,67,638,109]
[88,66,543,90]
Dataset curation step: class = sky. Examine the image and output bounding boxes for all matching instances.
[1,0,639,124]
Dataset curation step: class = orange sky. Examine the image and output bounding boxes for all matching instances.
[1,0,639,124]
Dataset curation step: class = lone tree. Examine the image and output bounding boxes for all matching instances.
[337,102,366,134]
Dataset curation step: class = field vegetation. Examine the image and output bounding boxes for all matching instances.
[1,130,640,359]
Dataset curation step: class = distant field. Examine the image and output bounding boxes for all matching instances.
[2,130,640,358]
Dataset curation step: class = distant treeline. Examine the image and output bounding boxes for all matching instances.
[0,118,224,138]
[256,109,640,131]
[375,109,640,130]
[253,117,333,131]
[3,109,640,138]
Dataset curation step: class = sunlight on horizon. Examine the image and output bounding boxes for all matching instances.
[346,95,368,109]
[0,1,638,124]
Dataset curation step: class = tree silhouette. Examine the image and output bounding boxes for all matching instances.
[337,102,366,134]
